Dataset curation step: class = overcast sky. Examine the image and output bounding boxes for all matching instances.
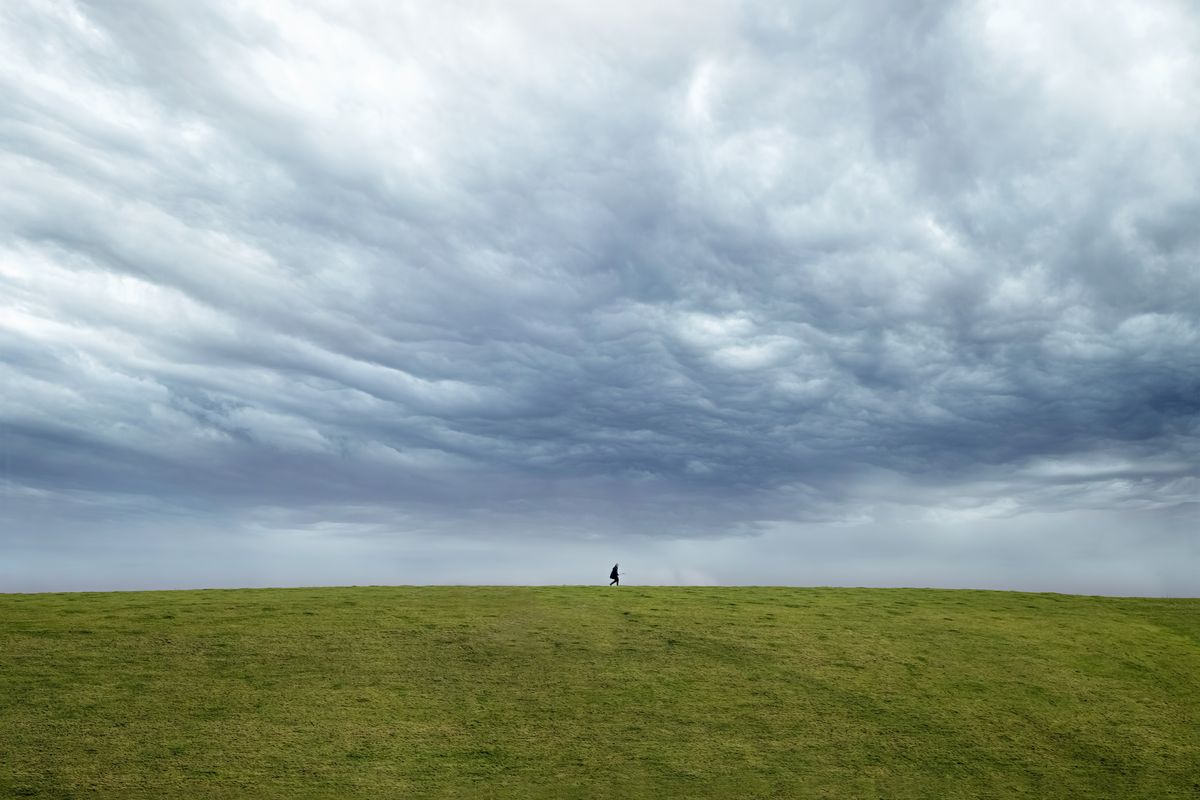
[2,1,1198,594]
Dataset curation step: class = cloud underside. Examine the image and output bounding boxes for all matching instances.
[1,0,1198,563]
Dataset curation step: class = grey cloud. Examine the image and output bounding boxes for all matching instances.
[1,1,1198,592]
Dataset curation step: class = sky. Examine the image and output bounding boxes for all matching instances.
[2,0,1198,594]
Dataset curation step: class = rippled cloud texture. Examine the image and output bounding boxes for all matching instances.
[2,1,1198,593]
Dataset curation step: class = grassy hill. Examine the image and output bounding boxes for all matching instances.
[1,586,1197,798]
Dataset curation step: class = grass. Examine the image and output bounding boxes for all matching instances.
[1,586,1198,798]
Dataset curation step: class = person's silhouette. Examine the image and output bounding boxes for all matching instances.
[609,563,619,586]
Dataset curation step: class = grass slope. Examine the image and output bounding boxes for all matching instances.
[2,586,1198,799]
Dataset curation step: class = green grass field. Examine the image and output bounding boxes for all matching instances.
[2,586,1198,798]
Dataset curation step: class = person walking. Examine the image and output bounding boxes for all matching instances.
[609,563,620,586]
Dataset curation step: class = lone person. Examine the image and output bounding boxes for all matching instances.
[609,563,620,586]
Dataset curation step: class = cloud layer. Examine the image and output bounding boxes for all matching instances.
[2,1,1198,592]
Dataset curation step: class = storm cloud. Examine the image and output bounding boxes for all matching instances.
[2,0,1198,593]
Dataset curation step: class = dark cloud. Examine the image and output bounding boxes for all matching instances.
[2,1,1197,592]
